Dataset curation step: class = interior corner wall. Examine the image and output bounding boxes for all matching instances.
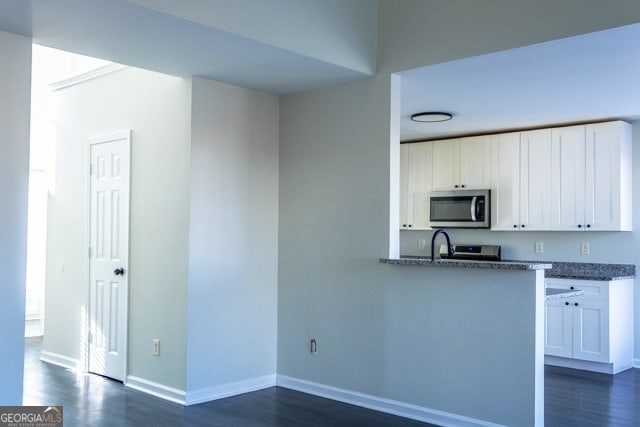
[278,74,393,391]
[0,30,31,405]
[185,77,279,395]
[43,67,191,390]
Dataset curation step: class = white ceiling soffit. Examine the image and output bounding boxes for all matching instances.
[0,0,375,94]
[400,23,640,141]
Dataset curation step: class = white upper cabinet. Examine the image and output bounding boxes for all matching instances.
[432,135,491,191]
[584,122,632,231]
[491,130,552,230]
[403,120,631,232]
[491,132,521,230]
[551,121,632,231]
[519,129,553,230]
[400,142,433,230]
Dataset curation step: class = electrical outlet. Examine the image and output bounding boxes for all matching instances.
[153,339,160,356]
[418,239,426,250]
[580,242,590,255]
[310,338,317,354]
[535,242,544,254]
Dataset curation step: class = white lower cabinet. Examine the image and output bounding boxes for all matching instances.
[544,278,633,374]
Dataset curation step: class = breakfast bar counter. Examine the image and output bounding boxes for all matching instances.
[380,257,546,426]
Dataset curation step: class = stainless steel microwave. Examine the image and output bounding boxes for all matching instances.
[428,189,490,228]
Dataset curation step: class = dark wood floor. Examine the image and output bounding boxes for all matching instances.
[545,364,640,426]
[23,338,433,426]
[24,337,640,426]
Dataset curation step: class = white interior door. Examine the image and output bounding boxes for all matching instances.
[88,131,130,382]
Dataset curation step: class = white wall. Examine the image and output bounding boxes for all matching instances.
[278,74,393,390]
[44,66,192,390]
[278,2,640,423]
[186,77,279,397]
[0,30,31,405]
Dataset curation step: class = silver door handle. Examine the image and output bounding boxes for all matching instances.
[470,196,477,221]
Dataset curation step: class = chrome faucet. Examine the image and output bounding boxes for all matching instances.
[431,228,453,261]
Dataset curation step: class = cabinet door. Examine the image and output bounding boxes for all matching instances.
[551,125,586,230]
[400,142,433,229]
[572,299,610,363]
[545,299,573,358]
[408,142,433,229]
[431,139,460,191]
[520,129,552,230]
[400,144,411,229]
[491,132,520,230]
[459,135,492,189]
[584,122,630,230]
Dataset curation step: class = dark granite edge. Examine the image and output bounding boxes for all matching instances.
[512,260,636,281]
[380,258,551,271]
[385,257,636,280]
[546,274,636,281]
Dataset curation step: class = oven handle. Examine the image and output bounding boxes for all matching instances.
[471,196,477,222]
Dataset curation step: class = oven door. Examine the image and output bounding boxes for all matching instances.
[428,190,490,228]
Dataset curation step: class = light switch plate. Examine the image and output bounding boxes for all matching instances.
[535,242,543,254]
[580,242,590,255]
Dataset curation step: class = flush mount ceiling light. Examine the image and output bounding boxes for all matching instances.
[410,112,453,122]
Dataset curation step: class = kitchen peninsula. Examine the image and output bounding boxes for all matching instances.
[379,257,549,427]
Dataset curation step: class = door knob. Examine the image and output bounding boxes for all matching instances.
[114,267,125,276]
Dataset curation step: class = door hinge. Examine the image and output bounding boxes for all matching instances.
[89,164,93,175]
[88,247,92,258]
[88,331,93,344]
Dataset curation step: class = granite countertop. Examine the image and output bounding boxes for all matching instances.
[381,257,635,281]
[542,261,635,281]
[380,257,551,271]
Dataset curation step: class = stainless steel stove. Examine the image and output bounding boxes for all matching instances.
[439,244,501,261]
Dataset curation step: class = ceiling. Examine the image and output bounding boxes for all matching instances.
[0,0,373,94]
[400,23,640,141]
[0,1,639,142]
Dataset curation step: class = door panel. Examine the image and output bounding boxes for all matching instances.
[573,300,609,363]
[88,131,130,382]
[545,300,572,358]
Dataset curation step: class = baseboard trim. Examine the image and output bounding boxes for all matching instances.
[276,375,503,427]
[544,355,627,374]
[40,351,80,372]
[185,374,277,406]
[125,376,186,405]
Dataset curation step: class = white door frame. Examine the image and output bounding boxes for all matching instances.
[84,129,131,382]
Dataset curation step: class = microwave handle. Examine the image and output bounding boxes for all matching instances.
[470,196,477,221]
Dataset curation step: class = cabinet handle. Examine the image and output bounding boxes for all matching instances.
[578,224,582,228]
[586,224,591,228]
[408,224,412,228]
[454,185,459,188]
[461,184,466,188]
[402,224,407,227]
[513,224,518,228]
[521,224,526,228]
[570,286,574,290]
[565,302,569,306]
[574,302,579,307]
